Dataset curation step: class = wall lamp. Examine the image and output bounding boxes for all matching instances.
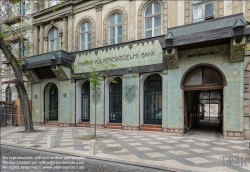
[21,60,27,73]
[51,53,57,69]
[165,32,174,54]
[234,19,245,44]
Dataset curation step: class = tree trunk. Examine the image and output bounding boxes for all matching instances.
[0,37,34,132]
[94,85,97,138]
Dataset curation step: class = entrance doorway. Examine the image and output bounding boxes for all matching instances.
[81,81,90,122]
[49,84,58,120]
[182,65,225,136]
[109,77,122,123]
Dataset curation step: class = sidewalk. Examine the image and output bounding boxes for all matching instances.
[1,126,250,172]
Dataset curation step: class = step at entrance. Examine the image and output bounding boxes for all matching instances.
[105,123,122,129]
[77,122,90,127]
[141,124,162,132]
[45,120,58,126]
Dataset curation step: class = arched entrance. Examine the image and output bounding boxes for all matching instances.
[81,81,90,122]
[49,84,58,120]
[144,74,162,124]
[109,77,122,123]
[182,65,225,136]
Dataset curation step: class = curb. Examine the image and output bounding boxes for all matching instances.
[1,143,189,172]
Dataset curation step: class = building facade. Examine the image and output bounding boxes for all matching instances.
[23,0,250,139]
[1,0,34,102]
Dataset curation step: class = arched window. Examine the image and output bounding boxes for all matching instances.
[6,86,12,101]
[81,81,90,122]
[184,67,223,87]
[80,22,92,51]
[49,28,59,52]
[109,13,122,45]
[50,0,59,7]
[144,74,162,124]
[144,3,162,38]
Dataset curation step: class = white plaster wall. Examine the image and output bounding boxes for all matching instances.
[224,0,233,16]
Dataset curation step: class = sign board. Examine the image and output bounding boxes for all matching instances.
[73,40,163,73]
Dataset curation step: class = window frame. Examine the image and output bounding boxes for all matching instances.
[48,28,60,52]
[6,1,13,18]
[6,86,12,101]
[50,0,60,7]
[108,13,123,45]
[20,1,25,16]
[192,0,214,23]
[19,42,26,58]
[79,22,92,51]
[144,3,162,38]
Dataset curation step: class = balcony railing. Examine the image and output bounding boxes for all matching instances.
[3,14,23,26]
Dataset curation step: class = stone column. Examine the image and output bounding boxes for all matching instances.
[33,25,38,55]
[44,37,48,53]
[39,23,44,54]
[62,16,68,51]
[67,12,74,52]
[59,32,63,50]
[128,0,136,41]
[94,4,103,47]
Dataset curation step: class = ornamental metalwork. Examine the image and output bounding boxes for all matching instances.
[125,85,136,102]
[92,87,101,103]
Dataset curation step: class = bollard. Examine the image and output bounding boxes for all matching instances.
[89,140,97,155]
[47,136,55,149]
[15,133,22,144]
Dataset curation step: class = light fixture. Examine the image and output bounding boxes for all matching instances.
[51,54,57,69]
[21,60,27,73]
[165,32,174,54]
[128,68,132,73]
[234,19,245,44]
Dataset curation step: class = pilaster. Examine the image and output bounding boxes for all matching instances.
[94,3,103,47]
[39,23,44,54]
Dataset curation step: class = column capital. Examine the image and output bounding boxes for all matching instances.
[67,12,75,19]
[44,37,48,41]
[38,22,44,28]
[94,3,103,12]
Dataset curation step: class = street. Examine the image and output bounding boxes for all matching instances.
[1,145,168,172]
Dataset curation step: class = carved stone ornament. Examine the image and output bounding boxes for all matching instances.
[92,87,101,103]
[162,70,168,75]
[94,4,103,12]
[51,20,54,26]
[123,73,139,79]
[167,55,178,69]
[231,46,245,62]
[125,85,136,102]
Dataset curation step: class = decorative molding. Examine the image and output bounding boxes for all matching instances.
[125,85,136,102]
[92,87,101,103]
[44,22,63,39]
[103,6,128,46]
[137,0,167,39]
[166,48,179,69]
[44,37,48,41]
[123,73,139,79]
[74,15,96,51]
[230,45,245,63]
[162,70,168,75]
[94,3,103,12]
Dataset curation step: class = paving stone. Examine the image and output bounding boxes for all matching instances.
[186,157,211,164]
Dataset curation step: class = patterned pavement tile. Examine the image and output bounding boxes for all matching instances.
[157,145,173,149]
[106,143,122,147]
[176,144,191,148]
[102,140,116,143]
[194,143,211,146]
[60,142,74,146]
[148,141,161,145]
[190,149,210,153]
[185,157,211,164]
[128,142,142,146]
[135,147,152,151]
[211,147,230,151]
[229,146,248,150]
[212,142,228,145]
[164,140,178,143]
[169,150,189,156]
[122,139,134,142]
[183,139,196,143]
[139,138,152,141]
[145,152,165,158]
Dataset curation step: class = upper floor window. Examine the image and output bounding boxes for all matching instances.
[193,0,214,23]
[20,2,25,15]
[6,1,13,18]
[50,0,59,7]
[19,42,26,58]
[109,13,122,45]
[49,28,59,52]
[80,22,92,51]
[6,86,12,101]
[144,3,161,38]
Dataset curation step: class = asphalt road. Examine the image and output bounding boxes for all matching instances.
[0,145,169,172]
